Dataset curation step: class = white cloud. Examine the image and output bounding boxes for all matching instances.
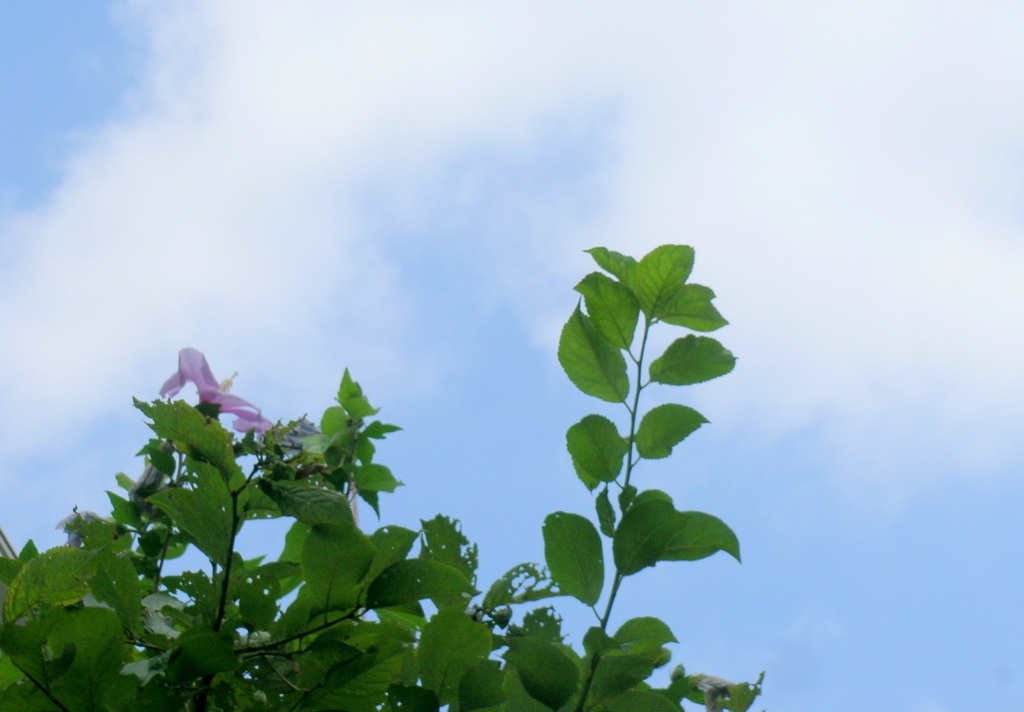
[1,0,1023,509]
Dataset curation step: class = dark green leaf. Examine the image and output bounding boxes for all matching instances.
[658,283,728,331]
[458,659,506,711]
[604,690,681,712]
[566,415,628,489]
[258,479,355,528]
[419,515,478,588]
[575,272,640,349]
[635,404,707,459]
[134,399,242,484]
[558,305,630,403]
[648,335,736,386]
[542,512,603,606]
[596,488,616,537]
[302,523,375,613]
[627,245,694,320]
[586,247,638,282]
[503,637,578,711]
[507,606,563,644]
[418,607,492,705]
[365,559,474,609]
[166,625,240,682]
[388,684,440,712]
[364,421,402,439]
[107,491,143,529]
[589,653,656,702]
[583,626,619,658]
[482,563,559,609]
[613,499,740,576]
[150,461,232,567]
[618,485,637,512]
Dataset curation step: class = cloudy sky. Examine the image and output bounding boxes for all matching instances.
[2,3,1023,710]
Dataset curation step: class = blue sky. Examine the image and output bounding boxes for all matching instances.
[2,3,1023,710]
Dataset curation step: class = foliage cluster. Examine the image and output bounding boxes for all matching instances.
[0,245,763,711]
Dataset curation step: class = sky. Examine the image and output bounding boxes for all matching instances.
[1,2,1023,710]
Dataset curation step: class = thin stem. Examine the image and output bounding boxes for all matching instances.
[237,609,361,655]
[622,319,652,490]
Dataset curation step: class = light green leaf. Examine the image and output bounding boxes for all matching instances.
[661,511,741,563]
[658,283,728,331]
[566,415,628,489]
[365,559,474,609]
[90,551,143,635]
[150,461,232,567]
[419,515,478,600]
[133,399,242,484]
[542,512,604,607]
[354,463,403,493]
[418,607,492,705]
[366,525,419,583]
[627,245,695,320]
[635,404,708,459]
[302,523,375,614]
[586,247,638,283]
[613,617,678,651]
[649,335,736,386]
[575,272,640,349]
[503,637,579,711]
[558,305,630,403]
[3,548,97,622]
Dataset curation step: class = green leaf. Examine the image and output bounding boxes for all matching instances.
[648,335,736,386]
[635,404,708,459]
[589,653,656,703]
[596,488,616,537]
[558,305,630,403]
[604,690,681,712]
[613,617,678,651]
[660,511,741,563]
[566,415,628,489]
[575,272,640,349]
[482,563,559,609]
[166,625,240,683]
[388,684,440,712]
[134,399,243,484]
[458,659,506,711]
[366,559,474,609]
[613,499,740,576]
[150,461,233,567]
[107,491,143,529]
[627,245,694,320]
[419,515,478,589]
[41,608,125,712]
[302,523,375,614]
[0,557,23,586]
[321,405,349,436]
[542,512,603,606]
[658,283,728,331]
[586,247,638,283]
[507,606,564,644]
[503,637,579,711]
[90,551,143,634]
[367,525,419,582]
[3,547,97,622]
[354,463,403,493]
[258,479,356,528]
[418,607,492,705]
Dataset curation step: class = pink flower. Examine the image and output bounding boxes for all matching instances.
[160,348,273,434]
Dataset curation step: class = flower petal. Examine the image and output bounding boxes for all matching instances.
[160,347,220,396]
